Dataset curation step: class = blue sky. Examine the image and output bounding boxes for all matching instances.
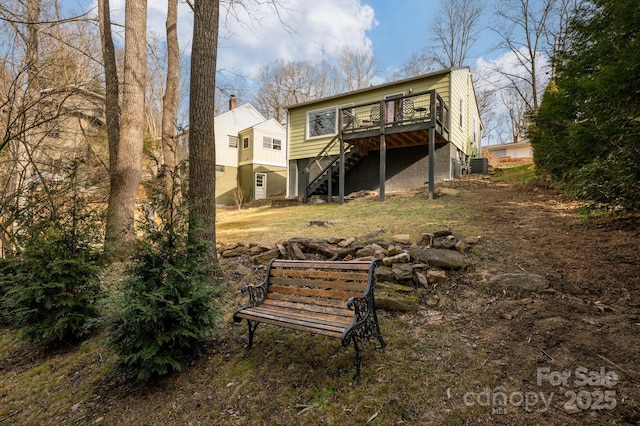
[365,0,502,72]
[63,0,504,79]
[60,0,544,145]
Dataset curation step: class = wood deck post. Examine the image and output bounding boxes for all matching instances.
[428,93,436,200]
[339,134,345,204]
[379,100,386,202]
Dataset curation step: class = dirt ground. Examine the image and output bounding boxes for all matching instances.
[438,176,640,424]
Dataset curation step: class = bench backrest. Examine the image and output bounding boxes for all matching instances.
[265,259,375,312]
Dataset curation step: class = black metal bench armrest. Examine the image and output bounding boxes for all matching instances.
[242,282,268,306]
[233,260,276,322]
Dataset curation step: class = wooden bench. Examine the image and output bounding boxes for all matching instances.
[233,259,386,382]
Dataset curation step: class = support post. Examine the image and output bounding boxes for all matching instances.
[428,93,436,200]
[379,134,386,202]
[327,164,333,202]
[302,168,308,204]
[379,100,386,202]
[339,136,345,205]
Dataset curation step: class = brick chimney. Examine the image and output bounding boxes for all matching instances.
[229,94,237,111]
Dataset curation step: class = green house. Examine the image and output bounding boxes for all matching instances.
[285,67,482,203]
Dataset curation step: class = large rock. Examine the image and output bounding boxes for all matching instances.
[392,263,414,281]
[382,252,411,265]
[431,237,457,250]
[376,282,414,293]
[356,246,376,257]
[222,245,249,258]
[489,273,549,292]
[235,263,253,276]
[251,248,281,265]
[391,234,411,244]
[375,294,420,312]
[415,271,429,288]
[374,265,395,282]
[338,237,356,247]
[407,247,467,270]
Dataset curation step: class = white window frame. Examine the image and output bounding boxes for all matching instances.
[262,136,282,150]
[243,137,250,150]
[306,106,338,140]
[459,98,464,129]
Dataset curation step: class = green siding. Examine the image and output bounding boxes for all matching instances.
[238,164,287,201]
[215,165,238,205]
[449,68,481,156]
[288,73,451,161]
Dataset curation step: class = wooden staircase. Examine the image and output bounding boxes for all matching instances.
[302,135,364,203]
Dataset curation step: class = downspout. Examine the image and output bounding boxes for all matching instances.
[285,110,291,199]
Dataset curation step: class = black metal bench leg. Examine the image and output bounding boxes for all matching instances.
[246,320,259,349]
[352,338,363,385]
[375,322,387,349]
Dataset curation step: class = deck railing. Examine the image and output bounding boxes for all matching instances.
[339,90,449,138]
[301,89,450,203]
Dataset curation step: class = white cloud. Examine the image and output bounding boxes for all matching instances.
[103,0,377,78]
[473,49,551,145]
[474,48,551,95]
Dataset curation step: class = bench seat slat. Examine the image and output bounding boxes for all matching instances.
[270,268,370,282]
[272,260,372,271]
[235,309,348,338]
[261,298,353,317]
[247,305,354,328]
[268,285,358,300]
[266,292,351,309]
[268,276,367,292]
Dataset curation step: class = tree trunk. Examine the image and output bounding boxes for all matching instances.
[26,0,41,89]
[104,0,147,258]
[161,0,180,195]
[188,0,219,252]
[98,0,120,174]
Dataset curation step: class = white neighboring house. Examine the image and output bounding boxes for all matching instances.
[238,118,287,201]
[482,137,533,168]
[178,97,287,205]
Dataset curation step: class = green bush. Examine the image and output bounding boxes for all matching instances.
[109,168,221,380]
[0,224,103,346]
[0,162,104,346]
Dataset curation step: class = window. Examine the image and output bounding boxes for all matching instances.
[263,136,282,150]
[459,98,464,128]
[307,107,337,138]
[243,137,249,149]
[494,149,507,158]
[228,136,238,148]
[215,165,225,172]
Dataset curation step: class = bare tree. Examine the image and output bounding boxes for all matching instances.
[334,45,380,92]
[492,0,555,112]
[390,51,436,80]
[188,0,219,249]
[431,0,484,68]
[104,0,147,258]
[0,1,109,253]
[161,0,180,195]
[253,59,337,123]
[98,0,120,175]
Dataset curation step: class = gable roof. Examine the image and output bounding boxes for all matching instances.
[239,117,286,134]
[215,103,266,121]
[285,67,469,110]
